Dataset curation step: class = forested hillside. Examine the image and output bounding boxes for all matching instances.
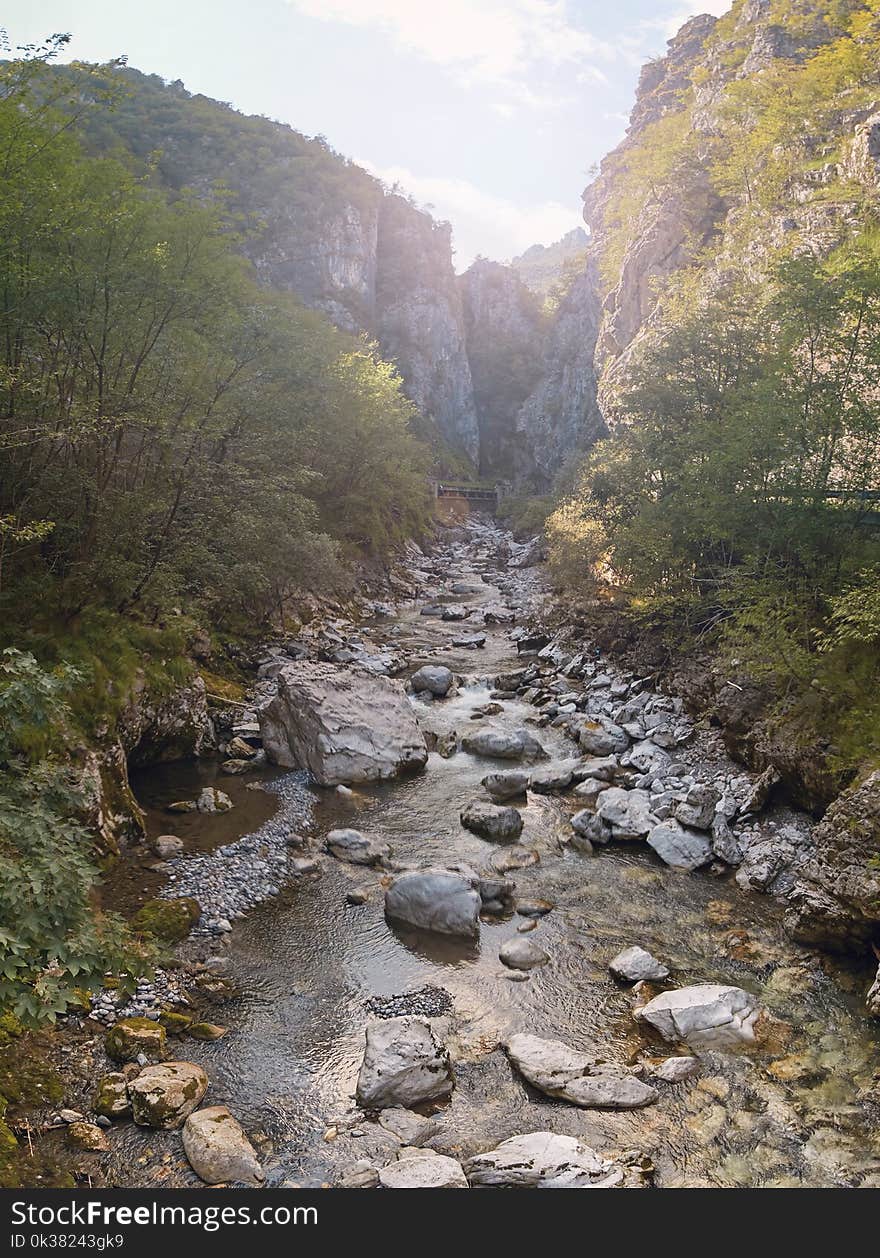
[549,0,880,789]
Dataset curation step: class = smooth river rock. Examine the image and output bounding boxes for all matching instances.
[410,665,454,697]
[128,1062,208,1130]
[646,820,713,871]
[609,945,669,983]
[461,727,547,761]
[325,828,390,866]
[499,938,549,970]
[482,770,530,801]
[460,800,523,842]
[634,983,762,1048]
[356,1016,453,1109]
[384,866,481,938]
[259,661,427,785]
[182,1106,264,1186]
[506,1033,657,1109]
[378,1147,468,1188]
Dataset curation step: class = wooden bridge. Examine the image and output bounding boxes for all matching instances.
[432,481,500,511]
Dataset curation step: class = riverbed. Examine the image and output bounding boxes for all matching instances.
[104,520,880,1188]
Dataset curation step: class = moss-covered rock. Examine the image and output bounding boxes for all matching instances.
[128,1061,208,1129]
[133,897,201,944]
[188,1022,228,1041]
[93,1073,131,1119]
[66,1121,109,1152]
[159,1010,194,1034]
[105,1017,167,1064]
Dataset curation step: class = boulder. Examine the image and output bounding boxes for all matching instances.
[528,764,574,793]
[572,778,611,808]
[410,666,454,697]
[460,801,523,843]
[326,828,390,866]
[647,821,713,871]
[378,1147,468,1188]
[182,1106,264,1186]
[634,984,762,1048]
[197,787,232,814]
[596,788,656,840]
[105,1018,167,1065]
[150,834,183,859]
[579,755,619,782]
[385,867,481,937]
[609,946,669,983]
[578,717,629,757]
[867,963,880,1018]
[674,784,720,831]
[128,1062,209,1129]
[67,1122,108,1152]
[651,1056,699,1082]
[461,728,547,761]
[785,770,880,949]
[356,1017,453,1109]
[499,938,550,970]
[506,1033,657,1109]
[259,661,427,785]
[377,1107,438,1147]
[465,1132,630,1188]
[93,1073,131,1120]
[571,810,610,847]
[482,770,529,801]
[621,740,671,777]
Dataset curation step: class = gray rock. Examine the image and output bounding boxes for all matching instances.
[674,784,720,830]
[465,1132,630,1188]
[621,740,671,777]
[460,800,523,843]
[462,727,547,761]
[528,764,574,793]
[651,1056,699,1082]
[499,938,550,970]
[578,716,630,756]
[150,834,184,859]
[259,661,427,785]
[356,1017,453,1109]
[326,828,390,866]
[609,946,669,983]
[482,770,529,801]
[197,787,233,814]
[410,665,454,697]
[377,1107,438,1147]
[385,867,481,938]
[635,984,762,1048]
[506,1033,657,1108]
[128,1062,209,1130]
[379,1147,468,1188]
[596,788,656,840]
[647,821,712,871]
[182,1106,264,1186]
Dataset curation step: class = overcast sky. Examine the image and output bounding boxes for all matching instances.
[7,1,730,266]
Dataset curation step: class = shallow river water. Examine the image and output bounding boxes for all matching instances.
[109,524,880,1189]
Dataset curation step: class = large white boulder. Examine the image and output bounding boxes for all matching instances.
[378,1147,468,1188]
[356,1016,453,1109]
[577,717,629,757]
[609,946,669,983]
[182,1106,264,1186]
[410,665,454,697]
[506,1033,656,1109]
[259,661,427,785]
[384,866,481,938]
[465,1132,629,1187]
[634,984,762,1048]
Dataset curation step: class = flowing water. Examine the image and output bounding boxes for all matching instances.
[108,523,880,1188]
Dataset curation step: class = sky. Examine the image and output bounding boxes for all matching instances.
[5,1,731,267]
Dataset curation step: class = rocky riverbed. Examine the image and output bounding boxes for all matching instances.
[54,518,880,1188]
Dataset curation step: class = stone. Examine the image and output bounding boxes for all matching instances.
[506,1033,657,1109]
[326,828,390,866]
[621,740,671,777]
[385,867,481,938]
[197,787,233,814]
[785,770,880,949]
[482,770,529,801]
[674,784,720,831]
[573,777,611,807]
[67,1121,108,1152]
[93,1073,131,1120]
[499,938,550,970]
[579,755,619,782]
[651,1056,699,1083]
[338,1161,380,1189]
[529,764,575,793]
[492,846,540,873]
[465,1132,629,1188]
[647,821,713,871]
[377,1107,437,1146]
[182,1106,264,1186]
[259,661,427,785]
[460,800,523,843]
[634,984,762,1048]
[105,1018,167,1064]
[578,717,629,757]
[378,1148,468,1188]
[132,897,201,944]
[150,834,183,859]
[867,963,880,1018]
[356,1017,453,1109]
[461,727,546,761]
[515,898,554,918]
[188,1022,228,1041]
[596,788,656,840]
[609,946,669,983]
[451,634,486,649]
[128,1062,209,1129]
[571,810,609,847]
[410,665,454,697]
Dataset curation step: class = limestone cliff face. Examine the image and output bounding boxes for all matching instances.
[376,195,479,465]
[513,260,606,492]
[459,259,545,478]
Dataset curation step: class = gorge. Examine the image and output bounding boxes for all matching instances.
[2,0,880,1194]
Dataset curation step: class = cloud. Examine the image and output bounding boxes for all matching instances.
[655,0,732,39]
[286,0,614,90]
[361,160,584,266]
